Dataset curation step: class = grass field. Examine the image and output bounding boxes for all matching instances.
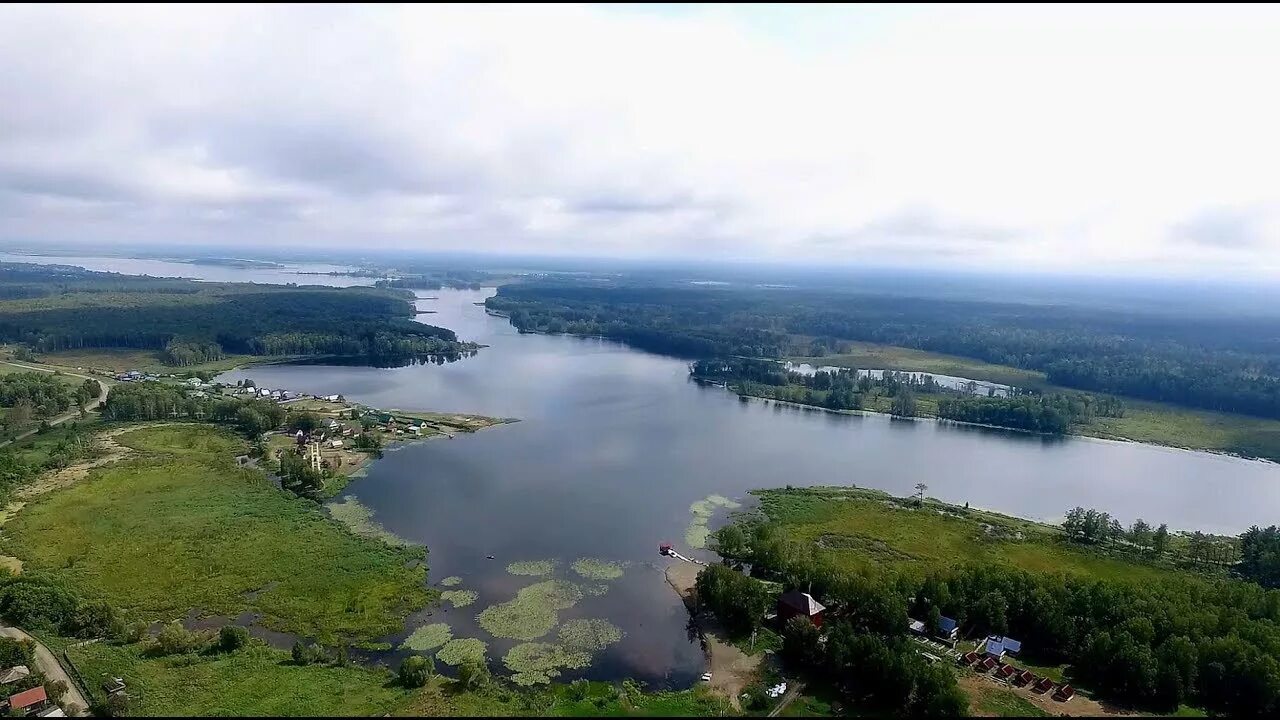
[970,686,1049,717]
[33,348,261,374]
[68,641,408,716]
[749,486,1187,584]
[3,424,432,642]
[791,342,1048,389]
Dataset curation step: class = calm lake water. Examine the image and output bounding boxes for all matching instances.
[214,287,1280,686]
[0,252,370,286]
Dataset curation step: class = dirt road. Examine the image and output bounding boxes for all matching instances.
[0,361,111,448]
[0,625,88,716]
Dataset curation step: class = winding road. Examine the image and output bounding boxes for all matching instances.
[0,361,111,448]
[0,625,88,715]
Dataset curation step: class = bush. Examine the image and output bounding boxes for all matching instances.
[398,655,434,688]
[218,625,250,652]
[154,621,204,655]
[117,620,149,644]
[291,640,327,666]
[43,680,68,703]
[69,599,117,638]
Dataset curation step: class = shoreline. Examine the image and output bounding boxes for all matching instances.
[714,382,1278,467]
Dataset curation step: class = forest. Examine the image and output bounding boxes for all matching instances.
[711,512,1280,715]
[488,281,1280,419]
[0,263,477,366]
[689,358,1123,433]
[103,382,287,438]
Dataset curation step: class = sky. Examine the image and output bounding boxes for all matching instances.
[2,3,1280,277]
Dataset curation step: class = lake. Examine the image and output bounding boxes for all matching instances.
[215,287,1280,686]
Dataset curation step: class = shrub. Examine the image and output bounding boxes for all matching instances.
[399,655,434,688]
[218,625,250,652]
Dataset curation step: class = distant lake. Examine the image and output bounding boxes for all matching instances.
[0,252,369,286]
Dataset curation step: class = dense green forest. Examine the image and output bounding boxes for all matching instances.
[690,358,1123,433]
[0,263,477,366]
[711,501,1280,715]
[0,371,100,430]
[488,282,1280,420]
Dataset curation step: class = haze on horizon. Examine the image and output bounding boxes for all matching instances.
[3,4,1280,279]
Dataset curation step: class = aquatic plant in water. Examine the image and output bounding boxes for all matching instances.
[326,496,413,547]
[502,642,591,686]
[557,618,623,652]
[441,589,478,608]
[401,623,452,652]
[476,579,584,640]
[571,557,625,581]
[436,637,488,666]
[506,559,559,576]
[685,494,742,549]
[440,576,463,587]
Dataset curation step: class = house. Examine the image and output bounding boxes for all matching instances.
[186,377,203,387]
[777,590,826,628]
[935,615,959,640]
[324,394,340,402]
[1034,677,1055,694]
[1053,684,1075,702]
[983,638,1007,659]
[908,618,926,635]
[8,686,48,715]
[957,651,979,667]
[36,708,65,718]
[0,666,30,684]
[979,656,999,672]
[1015,669,1036,686]
[995,663,1016,680]
[987,635,1022,656]
[328,439,344,449]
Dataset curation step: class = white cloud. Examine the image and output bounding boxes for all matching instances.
[2,3,1280,276]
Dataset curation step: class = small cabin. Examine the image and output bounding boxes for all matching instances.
[936,615,959,640]
[1054,684,1076,702]
[777,590,826,628]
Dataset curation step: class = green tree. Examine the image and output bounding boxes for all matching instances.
[1153,523,1170,554]
[890,390,917,418]
[456,659,490,689]
[782,615,823,670]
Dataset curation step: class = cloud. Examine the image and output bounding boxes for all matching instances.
[1,4,1280,275]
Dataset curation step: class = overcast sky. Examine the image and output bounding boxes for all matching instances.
[3,4,1279,276]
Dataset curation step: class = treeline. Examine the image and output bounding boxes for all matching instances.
[104,382,286,437]
[0,422,95,500]
[691,358,1124,432]
[1240,526,1280,588]
[0,265,478,367]
[0,372,101,430]
[489,282,1280,420]
[937,394,1123,435]
[714,510,1280,714]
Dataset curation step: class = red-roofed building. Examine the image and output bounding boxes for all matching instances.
[980,656,999,671]
[8,686,48,715]
[1016,669,1036,686]
[1034,677,1055,693]
[777,590,826,628]
[995,664,1016,679]
[1054,684,1076,701]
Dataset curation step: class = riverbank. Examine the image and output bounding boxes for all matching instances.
[663,561,761,711]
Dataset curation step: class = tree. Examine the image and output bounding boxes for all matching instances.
[1130,519,1154,548]
[890,390,917,418]
[782,615,823,670]
[1153,524,1170,554]
[926,605,943,637]
[218,625,250,652]
[43,680,68,704]
[914,483,928,506]
[399,655,434,688]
